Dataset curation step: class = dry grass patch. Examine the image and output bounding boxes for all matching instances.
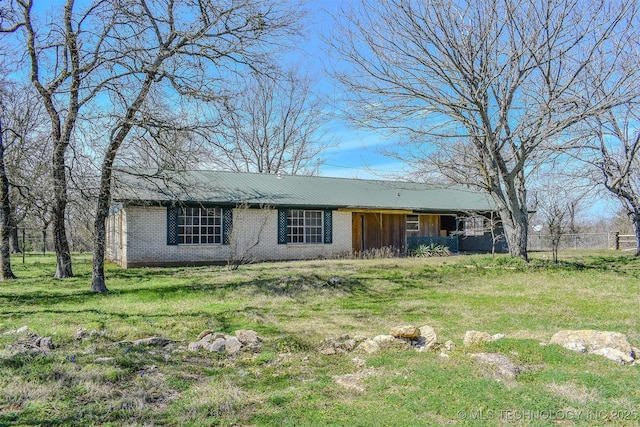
[546,381,600,405]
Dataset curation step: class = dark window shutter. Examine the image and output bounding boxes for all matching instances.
[222,208,233,245]
[167,206,179,245]
[277,209,288,244]
[324,210,333,244]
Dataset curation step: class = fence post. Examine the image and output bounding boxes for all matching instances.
[611,231,620,250]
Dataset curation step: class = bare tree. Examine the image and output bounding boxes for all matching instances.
[329,0,638,260]
[211,65,332,175]
[583,106,640,256]
[2,0,304,291]
[86,0,303,292]
[0,0,123,278]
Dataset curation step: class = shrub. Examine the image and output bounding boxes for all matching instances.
[413,243,451,257]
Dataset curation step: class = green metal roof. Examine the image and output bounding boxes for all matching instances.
[112,168,495,213]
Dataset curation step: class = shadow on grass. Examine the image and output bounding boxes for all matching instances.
[531,254,640,275]
[0,413,77,426]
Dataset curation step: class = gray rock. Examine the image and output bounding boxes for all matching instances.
[197,329,214,340]
[342,339,357,352]
[200,332,225,344]
[444,340,456,351]
[205,338,226,353]
[16,326,29,335]
[95,357,115,364]
[235,330,261,346]
[225,337,243,355]
[37,336,54,350]
[75,327,88,340]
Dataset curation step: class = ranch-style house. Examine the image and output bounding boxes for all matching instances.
[105,168,507,268]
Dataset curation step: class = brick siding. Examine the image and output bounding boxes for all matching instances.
[106,206,352,268]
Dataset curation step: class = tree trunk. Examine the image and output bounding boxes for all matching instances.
[91,170,111,293]
[633,211,640,257]
[493,195,529,262]
[52,145,73,278]
[9,207,21,254]
[42,226,48,255]
[0,120,17,280]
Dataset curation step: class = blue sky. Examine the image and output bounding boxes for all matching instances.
[293,1,408,180]
[293,2,620,221]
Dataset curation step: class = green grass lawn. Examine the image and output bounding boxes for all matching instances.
[0,252,639,426]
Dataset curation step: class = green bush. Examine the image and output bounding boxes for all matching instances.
[413,243,451,257]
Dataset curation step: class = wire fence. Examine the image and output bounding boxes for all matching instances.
[527,232,638,252]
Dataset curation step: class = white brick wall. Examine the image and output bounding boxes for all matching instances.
[107,206,353,267]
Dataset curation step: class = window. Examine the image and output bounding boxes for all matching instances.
[464,217,485,236]
[287,210,323,244]
[178,207,222,244]
[406,214,419,231]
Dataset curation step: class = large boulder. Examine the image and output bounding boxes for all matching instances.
[418,326,438,349]
[390,325,421,339]
[550,330,633,362]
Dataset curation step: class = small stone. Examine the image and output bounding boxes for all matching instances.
[327,277,343,285]
[355,339,380,354]
[318,339,339,355]
[75,328,88,340]
[225,337,243,356]
[390,325,421,339]
[235,330,261,346]
[38,337,54,350]
[188,341,203,351]
[341,339,357,352]
[197,329,214,340]
[16,326,29,335]
[372,334,396,344]
[445,340,455,351]
[463,331,493,346]
[492,333,505,340]
[95,357,115,364]
[319,346,337,355]
[439,350,449,358]
[201,333,224,343]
